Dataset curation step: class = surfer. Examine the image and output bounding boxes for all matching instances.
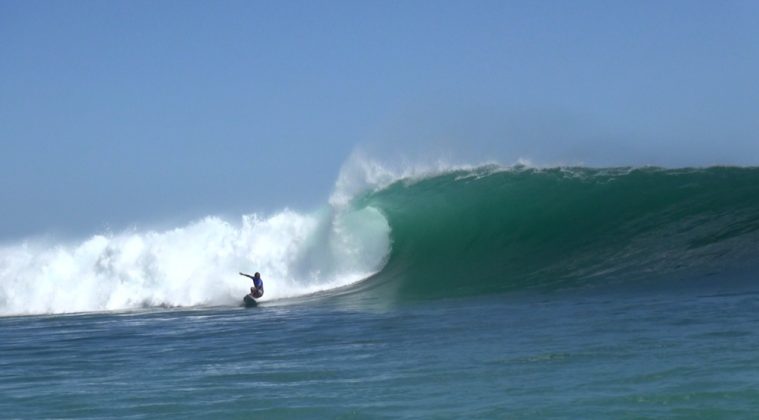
[239,272,264,299]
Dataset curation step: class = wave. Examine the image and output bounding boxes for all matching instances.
[3,159,759,315]
[352,165,759,300]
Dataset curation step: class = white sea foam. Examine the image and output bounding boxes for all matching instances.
[0,205,390,316]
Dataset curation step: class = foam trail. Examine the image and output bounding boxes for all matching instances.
[0,206,391,316]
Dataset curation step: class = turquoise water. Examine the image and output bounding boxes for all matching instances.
[2,166,759,417]
[3,285,759,418]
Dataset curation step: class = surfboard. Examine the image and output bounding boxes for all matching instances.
[243,295,258,308]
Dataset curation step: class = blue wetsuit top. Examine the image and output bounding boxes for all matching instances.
[253,277,264,292]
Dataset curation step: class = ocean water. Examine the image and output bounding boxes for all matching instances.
[2,165,759,418]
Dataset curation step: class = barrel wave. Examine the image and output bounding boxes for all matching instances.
[3,164,759,315]
[353,166,759,300]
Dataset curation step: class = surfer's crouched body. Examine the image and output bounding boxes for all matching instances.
[240,272,264,298]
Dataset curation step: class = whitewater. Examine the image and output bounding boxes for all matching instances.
[0,157,402,316]
[0,208,393,316]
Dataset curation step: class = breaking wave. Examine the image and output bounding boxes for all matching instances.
[4,158,759,316]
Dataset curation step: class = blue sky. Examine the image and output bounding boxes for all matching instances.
[1,0,758,238]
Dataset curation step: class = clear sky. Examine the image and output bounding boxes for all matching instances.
[1,0,758,238]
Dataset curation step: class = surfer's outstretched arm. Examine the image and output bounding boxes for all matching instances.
[239,272,254,280]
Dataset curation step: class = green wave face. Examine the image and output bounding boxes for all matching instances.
[354,166,759,300]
